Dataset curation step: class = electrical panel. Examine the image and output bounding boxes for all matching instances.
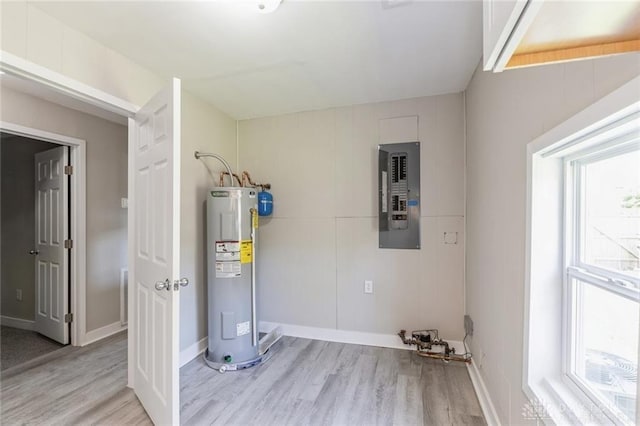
[378,142,420,249]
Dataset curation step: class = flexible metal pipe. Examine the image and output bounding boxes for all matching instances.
[194,151,234,187]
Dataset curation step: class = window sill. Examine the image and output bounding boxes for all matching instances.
[524,376,616,425]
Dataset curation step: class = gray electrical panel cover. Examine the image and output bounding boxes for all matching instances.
[378,142,420,249]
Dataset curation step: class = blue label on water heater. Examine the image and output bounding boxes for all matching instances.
[408,199,419,207]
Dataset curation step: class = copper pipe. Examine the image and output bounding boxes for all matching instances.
[241,171,271,191]
[219,172,242,187]
[415,351,471,364]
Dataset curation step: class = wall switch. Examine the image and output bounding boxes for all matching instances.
[364,280,373,294]
[16,289,22,301]
[121,198,128,209]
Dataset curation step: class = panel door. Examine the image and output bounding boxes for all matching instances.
[34,146,69,344]
[131,78,181,425]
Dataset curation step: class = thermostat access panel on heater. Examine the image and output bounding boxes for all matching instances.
[378,142,420,249]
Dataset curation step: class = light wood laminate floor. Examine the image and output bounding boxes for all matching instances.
[1,331,485,425]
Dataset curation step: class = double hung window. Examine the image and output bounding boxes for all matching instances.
[565,142,639,424]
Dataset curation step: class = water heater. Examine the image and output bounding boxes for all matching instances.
[204,187,263,371]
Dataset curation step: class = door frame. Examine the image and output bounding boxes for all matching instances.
[1,51,139,390]
[0,121,87,346]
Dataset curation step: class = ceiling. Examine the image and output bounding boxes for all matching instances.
[33,1,482,120]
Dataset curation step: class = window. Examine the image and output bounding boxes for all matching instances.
[524,76,640,426]
[565,144,640,424]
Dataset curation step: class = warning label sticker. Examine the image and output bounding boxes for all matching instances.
[240,240,253,264]
[215,261,241,278]
[215,241,241,278]
[236,321,250,337]
[216,241,240,253]
[216,251,240,261]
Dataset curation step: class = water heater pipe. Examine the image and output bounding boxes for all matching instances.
[194,151,234,187]
[250,208,258,347]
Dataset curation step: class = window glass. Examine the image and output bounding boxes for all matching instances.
[574,280,638,423]
[582,149,640,278]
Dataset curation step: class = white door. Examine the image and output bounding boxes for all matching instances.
[34,146,69,345]
[131,78,182,425]
[482,0,527,71]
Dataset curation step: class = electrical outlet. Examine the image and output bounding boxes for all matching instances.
[16,289,22,301]
[364,280,373,294]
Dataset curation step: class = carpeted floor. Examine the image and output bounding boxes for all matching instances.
[1,326,65,371]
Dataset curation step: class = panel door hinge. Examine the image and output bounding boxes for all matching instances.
[64,165,73,175]
[64,239,73,249]
[64,313,73,323]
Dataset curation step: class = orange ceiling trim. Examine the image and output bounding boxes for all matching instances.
[507,39,640,69]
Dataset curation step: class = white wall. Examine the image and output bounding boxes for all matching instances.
[239,93,466,339]
[0,1,165,106]
[465,52,640,425]
[180,90,237,351]
[0,86,129,332]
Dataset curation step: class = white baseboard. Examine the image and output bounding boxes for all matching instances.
[180,337,208,367]
[83,321,127,346]
[177,322,466,369]
[1,315,34,331]
[259,321,465,353]
[467,358,501,426]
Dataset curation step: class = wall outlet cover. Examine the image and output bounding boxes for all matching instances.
[444,231,458,244]
[364,280,373,294]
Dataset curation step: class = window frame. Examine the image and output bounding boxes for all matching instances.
[523,75,640,426]
[562,135,640,426]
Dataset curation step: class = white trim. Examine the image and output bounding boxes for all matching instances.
[180,337,208,368]
[492,0,544,73]
[0,121,87,347]
[83,321,127,346]
[127,117,135,389]
[530,77,640,156]
[259,321,411,350]
[0,50,138,117]
[258,321,465,353]
[1,315,35,331]
[467,359,502,426]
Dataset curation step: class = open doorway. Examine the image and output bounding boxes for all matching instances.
[0,85,129,373]
[0,133,68,369]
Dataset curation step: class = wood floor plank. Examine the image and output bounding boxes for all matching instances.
[2,331,485,426]
[444,361,485,420]
[372,347,402,425]
[393,373,424,426]
[305,373,348,426]
[331,353,379,425]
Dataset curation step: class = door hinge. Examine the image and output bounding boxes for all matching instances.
[64,313,73,323]
[64,239,73,249]
[64,165,73,175]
